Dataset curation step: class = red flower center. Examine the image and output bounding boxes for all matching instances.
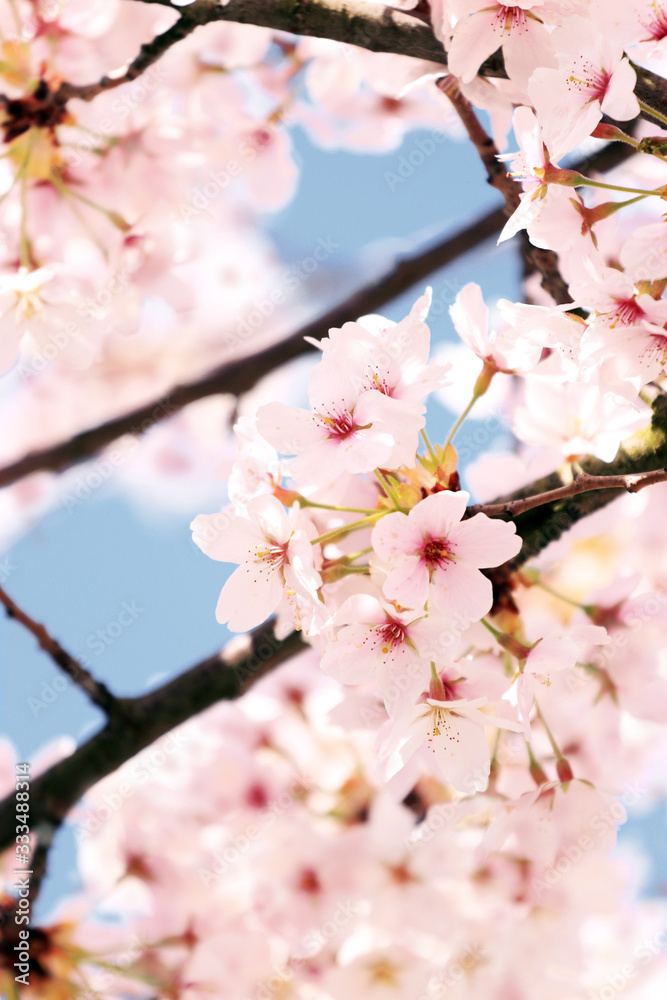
[320,408,360,440]
[377,619,407,653]
[421,537,454,570]
[642,4,667,41]
[493,5,528,34]
[567,59,611,103]
[611,297,645,326]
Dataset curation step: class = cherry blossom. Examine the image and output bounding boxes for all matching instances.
[191,494,322,631]
[512,380,649,459]
[6,3,667,998]
[313,288,451,404]
[449,280,578,376]
[504,624,610,738]
[256,295,445,485]
[319,593,442,708]
[437,1,555,93]
[529,18,640,160]
[379,684,523,790]
[371,489,522,620]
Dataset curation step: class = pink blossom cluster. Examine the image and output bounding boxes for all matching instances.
[3,0,667,997]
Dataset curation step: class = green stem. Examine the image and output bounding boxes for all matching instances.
[490,727,502,769]
[577,176,660,198]
[7,0,21,34]
[639,99,667,129]
[51,173,131,231]
[50,176,109,257]
[534,579,594,616]
[344,546,373,562]
[16,131,37,268]
[311,513,383,547]
[444,390,482,449]
[300,499,377,515]
[480,617,503,641]
[420,428,438,463]
[374,469,408,512]
[481,618,532,661]
[534,699,565,761]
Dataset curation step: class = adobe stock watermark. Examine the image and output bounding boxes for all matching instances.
[0,555,15,584]
[242,898,364,1000]
[75,730,191,842]
[79,932,150,999]
[531,782,646,898]
[15,268,132,385]
[385,130,448,192]
[353,610,485,729]
[222,235,341,351]
[58,64,167,174]
[60,398,178,512]
[406,741,521,855]
[27,601,144,717]
[588,926,667,1000]
[420,943,487,998]
[563,585,667,699]
[198,776,314,887]
[177,115,296,223]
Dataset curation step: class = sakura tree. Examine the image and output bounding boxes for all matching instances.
[3,0,667,997]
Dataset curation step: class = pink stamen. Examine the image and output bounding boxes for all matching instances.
[611,298,645,326]
[642,3,667,41]
[421,537,455,571]
[492,5,528,34]
[567,58,611,103]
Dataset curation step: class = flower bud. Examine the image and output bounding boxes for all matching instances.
[556,758,574,784]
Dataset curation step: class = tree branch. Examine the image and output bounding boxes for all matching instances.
[438,75,571,305]
[52,0,666,131]
[26,0,662,137]
[0,620,305,852]
[0,213,506,488]
[56,14,199,103]
[0,585,120,715]
[3,398,667,884]
[468,468,667,519]
[488,392,667,578]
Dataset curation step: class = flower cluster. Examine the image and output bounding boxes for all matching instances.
[4,1,667,998]
[193,292,537,790]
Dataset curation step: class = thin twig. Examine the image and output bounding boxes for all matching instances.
[118,1,667,130]
[56,15,201,103]
[44,0,667,129]
[0,584,120,715]
[438,75,571,305]
[467,469,667,519]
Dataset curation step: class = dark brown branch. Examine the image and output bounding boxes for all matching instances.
[0,584,119,715]
[0,620,305,852]
[5,396,667,858]
[0,213,506,488]
[438,75,571,306]
[42,0,667,134]
[56,14,197,103]
[468,468,667,519]
[94,1,667,131]
[488,392,667,579]
[52,0,448,107]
